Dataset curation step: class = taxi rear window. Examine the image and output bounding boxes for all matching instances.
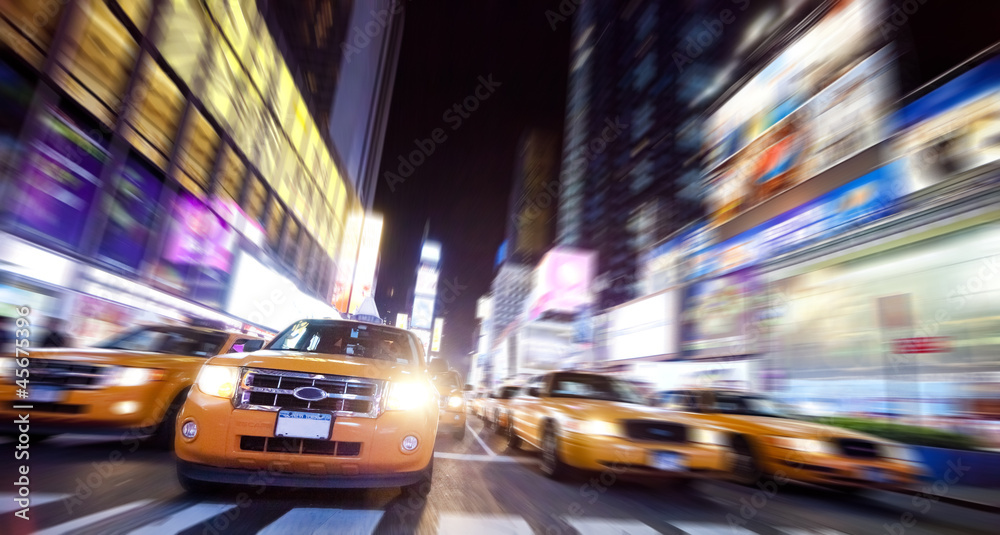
[267,320,418,364]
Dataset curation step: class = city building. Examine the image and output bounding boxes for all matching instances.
[0,0,398,341]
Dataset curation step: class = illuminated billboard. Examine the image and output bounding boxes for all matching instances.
[348,213,384,314]
[414,265,439,296]
[421,241,442,265]
[526,247,597,321]
[333,208,364,313]
[396,313,409,329]
[411,296,435,330]
[431,317,444,353]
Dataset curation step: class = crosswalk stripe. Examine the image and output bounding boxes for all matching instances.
[125,503,237,534]
[775,528,848,534]
[34,499,154,535]
[0,493,71,515]
[437,513,533,534]
[258,508,385,535]
[565,517,661,534]
[434,452,520,462]
[672,521,756,534]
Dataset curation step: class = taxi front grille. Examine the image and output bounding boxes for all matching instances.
[235,368,383,418]
[239,436,362,456]
[623,420,688,443]
[837,438,880,459]
[30,360,107,389]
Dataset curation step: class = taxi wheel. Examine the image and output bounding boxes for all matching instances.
[731,435,763,485]
[507,423,522,449]
[540,423,570,480]
[402,457,434,497]
[150,389,187,449]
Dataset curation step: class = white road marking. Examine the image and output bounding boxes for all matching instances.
[672,522,756,534]
[469,422,497,457]
[259,508,385,535]
[0,493,70,514]
[35,500,154,535]
[566,517,660,534]
[775,528,848,534]
[438,513,533,534]
[434,452,520,462]
[126,503,237,534]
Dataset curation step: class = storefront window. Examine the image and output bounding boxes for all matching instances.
[11,106,109,248]
[96,153,163,270]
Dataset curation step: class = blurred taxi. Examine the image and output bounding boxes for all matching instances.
[0,324,264,447]
[471,391,489,418]
[508,371,730,481]
[432,369,467,440]
[659,389,928,489]
[174,319,438,492]
[486,384,521,434]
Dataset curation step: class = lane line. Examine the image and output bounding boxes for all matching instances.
[438,512,533,534]
[565,517,660,534]
[126,503,237,534]
[468,421,497,457]
[0,493,70,515]
[434,452,520,462]
[672,522,756,534]
[35,499,154,535]
[258,508,384,535]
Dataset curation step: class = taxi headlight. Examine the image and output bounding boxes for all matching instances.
[564,419,619,436]
[0,357,14,379]
[766,436,836,455]
[447,395,464,409]
[690,427,726,446]
[196,365,240,398]
[102,366,164,387]
[385,381,435,411]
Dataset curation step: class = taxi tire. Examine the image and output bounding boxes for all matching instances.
[731,435,763,486]
[401,457,434,497]
[507,423,522,449]
[540,423,570,481]
[150,389,188,450]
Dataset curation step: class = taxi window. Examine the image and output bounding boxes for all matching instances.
[549,373,645,404]
[499,386,520,399]
[267,320,417,364]
[229,338,251,353]
[95,326,226,357]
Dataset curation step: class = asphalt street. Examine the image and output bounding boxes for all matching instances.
[1,417,997,534]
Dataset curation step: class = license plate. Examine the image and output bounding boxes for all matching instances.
[274,411,332,439]
[26,386,65,403]
[652,451,684,471]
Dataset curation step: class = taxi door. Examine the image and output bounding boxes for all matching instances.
[510,375,547,447]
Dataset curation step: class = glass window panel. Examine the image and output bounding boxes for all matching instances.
[116,0,154,31]
[207,0,251,56]
[0,0,68,63]
[275,64,295,130]
[97,153,163,269]
[265,199,284,250]
[124,57,184,169]
[175,107,219,193]
[201,32,238,129]
[55,0,138,126]
[156,0,208,88]
[282,217,299,267]
[242,172,266,224]
[217,142,245,203]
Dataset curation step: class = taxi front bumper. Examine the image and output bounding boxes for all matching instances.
[760,445,928,489]
[560,432,729,477]
[174,388,436,484]
[437,408,466,432]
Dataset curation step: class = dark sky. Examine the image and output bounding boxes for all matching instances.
[372,0,570,377]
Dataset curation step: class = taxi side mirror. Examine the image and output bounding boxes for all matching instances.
[242,340,264,352]
[527,386,540,397]
[463,384,474,392]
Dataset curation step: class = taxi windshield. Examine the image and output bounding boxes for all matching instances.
[266,320,418,364]
[549,373,646,404]
[95,326,227,357]
[498,386,520,399]
[713,394,793,418]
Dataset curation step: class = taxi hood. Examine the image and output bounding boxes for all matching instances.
[736,415,883,442]
[206,350,424,382]
[17,347,203,368]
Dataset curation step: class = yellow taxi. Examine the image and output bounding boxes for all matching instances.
[659,389,928,489]
[0,324,264,447]
[485,384,521,434]
[471,390,489,418]
[432,369,467,440]
[508,371,730,482]
[174,318,439,493]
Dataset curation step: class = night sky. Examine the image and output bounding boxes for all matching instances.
[372,0,570,376]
